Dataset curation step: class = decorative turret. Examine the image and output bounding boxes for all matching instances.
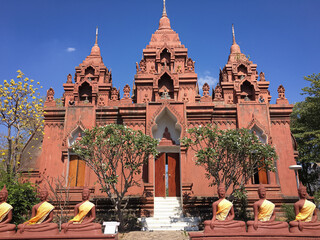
[62,28,113,107]
[217,25,270,104]
[134,0,198,103]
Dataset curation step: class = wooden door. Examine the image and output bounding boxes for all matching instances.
[68,155,86,187]
[155,153,166,197]
[168,153,180,197]
[258,168,268,184]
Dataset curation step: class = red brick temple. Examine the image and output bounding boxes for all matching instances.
[25,0,299,231]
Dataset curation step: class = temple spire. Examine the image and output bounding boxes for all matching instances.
[232,24,236,44]
[90,26,101,56]
[95,26,98,45]
[162,0,167,17]
[158,0,171,30]
[230,24,241,54]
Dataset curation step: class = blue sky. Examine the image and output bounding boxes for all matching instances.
[1,0,319,104]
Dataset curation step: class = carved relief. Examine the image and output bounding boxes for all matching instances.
[202,83,210,97]
[185,58,194,72]
[110,87,119,101]
[277,85,285,99]
[213,120,236,126]
[46,88,55,102]
[149,64,156,74]
[214,85,223,100]
[271,120,290,125]
[176,65,182,73]
[143,93,150,103]
[123,84,131,99]
[68,96,75,106]
[222,71,228,82]
[44,122,64,129]
[98,96,105,106]
[182,93,189,102]
[259,72,265,81]
[139,59,146,73]
[201,83,211,102]
[258,95,265,103]
[67,74,73,83]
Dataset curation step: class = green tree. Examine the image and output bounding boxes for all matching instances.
[0,70,44,176]
[72,124,158,230]
[291,73,320,194]
[181,125,277,194]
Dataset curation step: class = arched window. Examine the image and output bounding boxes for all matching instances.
[241,80,255,101]
[85,66,95,76]
[238,64,247,76]
[158,73,174,99]
[79,82,92,103]
[160,48,171,69]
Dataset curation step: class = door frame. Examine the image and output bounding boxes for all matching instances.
[154,146,181,198]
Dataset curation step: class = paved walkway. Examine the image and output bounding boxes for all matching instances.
[119,231,189,240]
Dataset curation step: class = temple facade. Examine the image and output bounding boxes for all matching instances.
[30,2,298,216]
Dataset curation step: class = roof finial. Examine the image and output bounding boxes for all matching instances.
[232,24,236,44]
[162,0,167,17]
[95,26,98,45]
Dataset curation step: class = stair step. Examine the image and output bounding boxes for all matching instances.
[140,197,199,231]
[139,216,201,231]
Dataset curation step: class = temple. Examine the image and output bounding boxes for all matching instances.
[25,0,299,231]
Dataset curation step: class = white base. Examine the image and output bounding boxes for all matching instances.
[103,221,120,234]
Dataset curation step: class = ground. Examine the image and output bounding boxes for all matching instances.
[119,231,189,240]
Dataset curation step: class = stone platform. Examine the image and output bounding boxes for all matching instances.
[189,232,320,239]
[0,233,118,240]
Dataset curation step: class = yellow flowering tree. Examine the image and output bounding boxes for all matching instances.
[0,70,44,176]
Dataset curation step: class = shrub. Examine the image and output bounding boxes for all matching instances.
[0,171,39,225]
[281,204,295,222]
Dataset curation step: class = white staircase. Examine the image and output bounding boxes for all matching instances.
[139,197,200,231]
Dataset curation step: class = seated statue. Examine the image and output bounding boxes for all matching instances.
[204,186,246,234]
[61,187,101,235]
[289,185,320,234]
[17,188,58,235]
[247,185,288,234]
[0,185,16,236]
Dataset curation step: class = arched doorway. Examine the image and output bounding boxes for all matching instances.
[152,108,181,197]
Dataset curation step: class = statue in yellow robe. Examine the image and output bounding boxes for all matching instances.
[0,185,15,235]
[289,185,319,233]
[247,185,288,233]
[62,187,101,234]
[17,188,58,235]
[203,185,246,233]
